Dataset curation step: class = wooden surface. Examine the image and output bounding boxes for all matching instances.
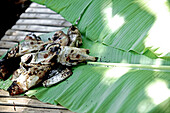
[0,90,73,113]
[0,2,71,56]
[0,2,73,113]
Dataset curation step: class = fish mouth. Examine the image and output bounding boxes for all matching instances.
[7,81,24,96]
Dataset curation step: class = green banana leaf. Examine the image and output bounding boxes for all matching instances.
[0,28,170,112]
[31,0,170,58]
[28,29,170,113]
[0,0,170,112]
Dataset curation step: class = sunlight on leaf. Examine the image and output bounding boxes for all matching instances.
[145,79,170,105]
[154,59,164,66]
[121,59,129,63]
[102,67,130,85]
[103,6,125,32]
[137,99,155,113]
[137,0,169,15]
[137,0,170,57]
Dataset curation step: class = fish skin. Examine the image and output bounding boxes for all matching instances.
[8,42,97,95]
[24,33,41,41]
[67,25,82,47]
[57,46,97,66]
[0,25,83,80]
[0,33,45,80]
[52,31,70,46]
[18,40,44,56]
[43,67,72,87]
[1,26,98,95]
[9,62,51,95]
[43,43,97,66]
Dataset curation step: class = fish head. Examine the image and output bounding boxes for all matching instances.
[52,31,69,46]
[67,25,82,47]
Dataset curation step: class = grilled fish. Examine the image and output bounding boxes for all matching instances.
[8,62,51,95]
[52,31,70,46]
[57,45,97,66]
[0,26,98,95]
[0,34,44,80]
[67,25,82,47]
[43,64,72,87]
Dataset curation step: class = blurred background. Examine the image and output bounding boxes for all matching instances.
[0,0,31,39]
